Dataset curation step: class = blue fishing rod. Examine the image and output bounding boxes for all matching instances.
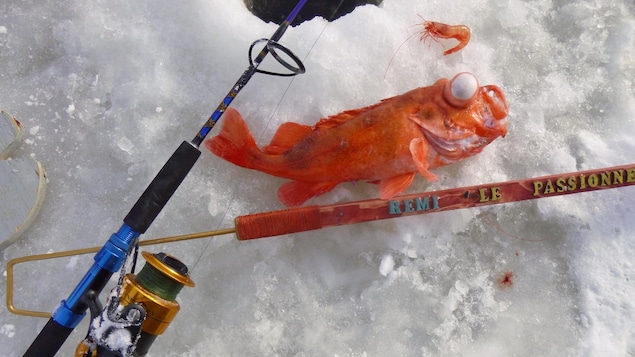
[23,1,308,356]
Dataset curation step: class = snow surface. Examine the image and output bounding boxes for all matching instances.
[1,0,635,356]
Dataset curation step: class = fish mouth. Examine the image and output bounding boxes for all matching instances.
[480,85,509,136]
[422,128,488,160]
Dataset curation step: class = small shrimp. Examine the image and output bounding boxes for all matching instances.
[419,21,471,56]
[384,18,471,79]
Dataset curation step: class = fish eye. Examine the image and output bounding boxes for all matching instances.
[451,73,478,99]
[444,72,479,107]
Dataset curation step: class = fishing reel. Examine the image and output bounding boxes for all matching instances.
[75,251,195,357]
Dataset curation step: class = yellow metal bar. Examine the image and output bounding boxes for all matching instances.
[6,228,236,318]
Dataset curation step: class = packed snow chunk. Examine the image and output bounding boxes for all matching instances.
[66,104,76,116]
[379,254,395,277]
[117,137,134,153]
[65,256,79,269]
[1,324,16,338]
[496,0,530,30]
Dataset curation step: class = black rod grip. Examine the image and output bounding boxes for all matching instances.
[124,141,201,233]
[23,318,74,357]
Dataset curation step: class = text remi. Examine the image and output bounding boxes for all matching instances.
[389,196,439,214]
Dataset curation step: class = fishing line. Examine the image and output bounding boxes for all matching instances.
[255,0,347,146]
[479,208,546,242]
[188,0,348,272]
[258,0,348,134]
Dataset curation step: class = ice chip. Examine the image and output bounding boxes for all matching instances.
[117,137,134,153]
[379,254,395,277]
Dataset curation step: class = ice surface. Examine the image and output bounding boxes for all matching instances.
[1,0,634,356]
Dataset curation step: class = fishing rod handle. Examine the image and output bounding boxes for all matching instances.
[235,164,635,240]
[235,206,322,240]
[125,141,201,233]
[23,318,73,357]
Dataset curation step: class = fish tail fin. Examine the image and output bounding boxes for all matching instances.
[205,108,263,169]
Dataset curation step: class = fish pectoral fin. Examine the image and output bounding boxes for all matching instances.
[409,138,439,182]
[278,181,338,207]
[379,173,416,199]
[264,122,313,154]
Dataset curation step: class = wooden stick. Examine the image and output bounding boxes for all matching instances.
[235,164,635,240]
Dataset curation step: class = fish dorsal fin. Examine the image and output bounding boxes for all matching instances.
[378,173,416,199]
[263,122,313,154]
[315,95,400,130]
[315,110,363,130]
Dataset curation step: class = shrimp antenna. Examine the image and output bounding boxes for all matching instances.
[383,30,422,79]
[384,15,431,79]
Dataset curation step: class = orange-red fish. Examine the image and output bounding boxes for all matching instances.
[206,72,508,207]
